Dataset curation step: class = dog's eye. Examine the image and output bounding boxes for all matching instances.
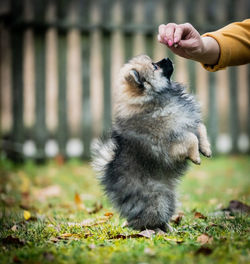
[152,63,158,71]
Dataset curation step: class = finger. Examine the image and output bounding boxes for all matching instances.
[158,24,166,38]
[164,23,177,47]
[178,38,194,49]
[157,34,163,43]
[173,25,184,44]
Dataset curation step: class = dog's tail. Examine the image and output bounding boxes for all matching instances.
[91,138,116,179]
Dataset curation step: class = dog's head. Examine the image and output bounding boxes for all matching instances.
[118,54,173,105]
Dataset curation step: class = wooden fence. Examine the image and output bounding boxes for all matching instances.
[0,0,249,160]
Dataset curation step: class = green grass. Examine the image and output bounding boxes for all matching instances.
[0,155,249,264]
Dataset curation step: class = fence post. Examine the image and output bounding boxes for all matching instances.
[207,73,218,153]
[57,0,69,157]
[101,0,113,134]
[33,0,47,160]
[10,0,24,161]
[57,32,68,156]
[78,0,92,159]
[122,0,134,62]
[226,0,240,153]
[144,0,156,59]
[228,67,240,153]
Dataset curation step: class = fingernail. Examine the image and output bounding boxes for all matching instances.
[174,38,178,43]
[168,40,173,47]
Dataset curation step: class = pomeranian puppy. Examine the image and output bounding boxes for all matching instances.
[92,55,211,232]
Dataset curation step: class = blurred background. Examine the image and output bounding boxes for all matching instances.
[0,0,249,161]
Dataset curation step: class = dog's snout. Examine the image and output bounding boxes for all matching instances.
[155,58,173,80]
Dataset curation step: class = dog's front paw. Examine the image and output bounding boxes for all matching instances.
[200,143,212,158]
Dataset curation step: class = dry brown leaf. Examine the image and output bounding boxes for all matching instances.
[12,255,22,263]
[11,225,18,232]
[35,185,61,202]
[109,230,155,240]
[194,212,207,220]
[171,212,184,225]
[195,246,213,255]
[50,237,60,243]
[54,154,65,166]
[163,237,184,244]
[1,235,25,246]
[138,229,155,238]
[88,202,103,214]
[104,212,113,217]
[197,234,213,245]
[74,192,87,211]
[80,216,111,227]
[223,200,250,214]
[58,233,81,240]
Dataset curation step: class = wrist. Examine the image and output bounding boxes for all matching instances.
[200,36,220,65]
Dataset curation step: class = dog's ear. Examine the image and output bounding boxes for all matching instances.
[125,69,144,90]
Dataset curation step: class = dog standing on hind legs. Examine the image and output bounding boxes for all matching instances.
[92,54,211,232]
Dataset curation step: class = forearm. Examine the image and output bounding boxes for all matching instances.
[198,36,220,66]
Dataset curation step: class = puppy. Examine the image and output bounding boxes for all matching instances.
[92,55,211,232]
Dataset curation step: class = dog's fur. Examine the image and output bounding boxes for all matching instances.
[92,55,211,231]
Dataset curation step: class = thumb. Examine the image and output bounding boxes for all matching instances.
[178,39,196,49]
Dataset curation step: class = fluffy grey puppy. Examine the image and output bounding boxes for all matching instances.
[92,55,211,232]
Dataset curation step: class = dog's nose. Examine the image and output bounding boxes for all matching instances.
[155,58,173,80]
[156,58,172,68]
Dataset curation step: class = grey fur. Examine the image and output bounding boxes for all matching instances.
[92,55,205,231]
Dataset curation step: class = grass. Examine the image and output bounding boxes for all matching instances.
[0,155,249,264]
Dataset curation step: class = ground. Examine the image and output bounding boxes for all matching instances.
[0,155,249,264]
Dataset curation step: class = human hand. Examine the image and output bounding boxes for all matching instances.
[158,23,220,65]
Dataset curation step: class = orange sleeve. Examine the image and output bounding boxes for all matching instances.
[201,19,250,72]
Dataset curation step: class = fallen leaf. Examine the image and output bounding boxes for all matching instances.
[23,210,31,220]
[138,229,155,238]
[104,212,113,217]
[35,185,61,202]
[60,233,75,238]
[11,225,18,232]
[54,154,65,165]
[74,192,87,211]
[171,212,184,225]
[197,234,213,245]
[144,247,156,256]
[80,216,111,227]
[195,246,213,255]
[163,237,184,244]
[57,231,92,241]
[1,236,25,246]
[50,237,60,243]
[109,230,155,240]
[109,234,127,239]
[13,255,22,263]
[88,202,103,214]
[223,200,250,214]
[194,212,207,220]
